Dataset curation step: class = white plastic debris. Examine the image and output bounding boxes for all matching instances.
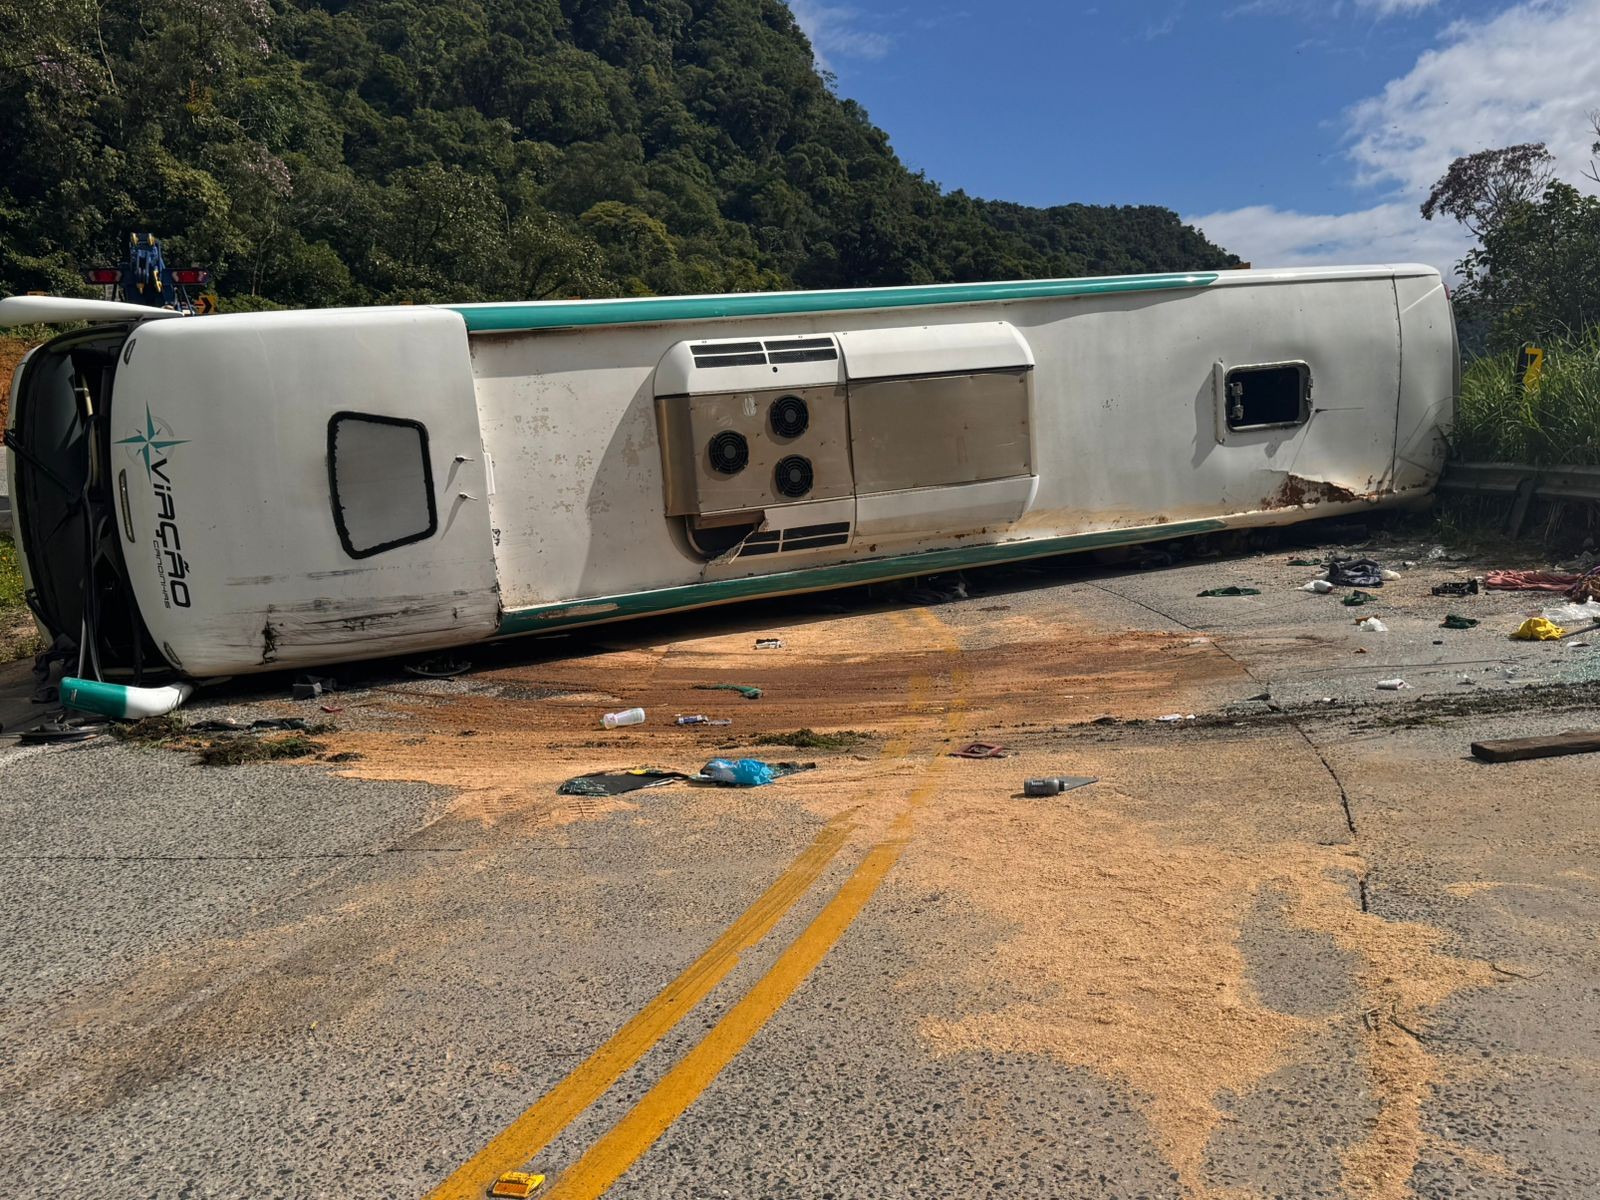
[1301,579,1334,593]
[1358,617,1389,632]
[1376,678,1410,690]
[1540,599,1600,627]
[1156,713,1196,722]
[1380,568,1402,581]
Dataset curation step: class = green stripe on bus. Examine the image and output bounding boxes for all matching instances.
[494,519,1228,637]
[450,273,1219,334]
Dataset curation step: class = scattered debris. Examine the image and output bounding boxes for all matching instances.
[489,1171,546,1199]
[951,741,1008,759]
[754,638,784,650]
[1022,776,1098,796]
[1471,731,1600,764]
[1540,599,1600,628]
[1342,590,1378,607]
[1487,567,1600,602]
[694,683,763,700]
[1156,713,1196,722]
[675,714,732,726]
[18,718,106,744]
[1358,617,1389,632]
[1300,580,1334,594]
[292,674,338,700]
[601,707,646,729]
[195,732,328,767]
[1286,557,1323,567]
[698,758,816,787]
[1327,557,1385,587]
[1441,614,1479,630]
[404,656,471,678]
[112,713,190,743]
[558,768,687,797]
[1431,579,1480,597]
[320,704,344,714]
[1510,617,1564,641]
[188,717,317,734]
[899,574,969,605]
[755,728,869,749]
[1197,586,1260,597]
[1376,678,1410,690]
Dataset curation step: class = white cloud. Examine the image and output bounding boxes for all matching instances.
[1189,0,1600,276]
[1187,201,1472,269]
[786,1,892,69]
[1229,0,1438,18]
[1346,0,1600,195]
[1355,0,1439,14]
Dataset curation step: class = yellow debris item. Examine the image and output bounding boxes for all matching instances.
[1511,617,1564,641]
[488,1172,546,1198]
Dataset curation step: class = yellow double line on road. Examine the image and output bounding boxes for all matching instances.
[428,610,963,1200]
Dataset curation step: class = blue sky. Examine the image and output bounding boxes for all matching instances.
[786,0,1600,274]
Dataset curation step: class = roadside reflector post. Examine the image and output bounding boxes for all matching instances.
[1516,343,1544,392]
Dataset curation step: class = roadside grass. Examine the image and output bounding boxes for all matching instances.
[0,534,43,663]
[1455,331,1600,465]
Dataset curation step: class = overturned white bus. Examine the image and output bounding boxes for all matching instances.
[3,265,1457,712]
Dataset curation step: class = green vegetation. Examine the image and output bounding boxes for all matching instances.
[1422,131,1600,498]
[112,714,335,765]
[1456,331,1600,466]
[754,727,870,749]
[0,0,1237,309]
[193,732,329,767]
[0,534,42,662]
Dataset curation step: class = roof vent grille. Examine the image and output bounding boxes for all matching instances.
[734,521,852,558]
[690,336,838,370]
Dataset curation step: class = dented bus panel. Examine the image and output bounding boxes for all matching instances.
[1,264,1457,680]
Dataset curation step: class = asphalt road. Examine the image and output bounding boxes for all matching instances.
[2,527,1599,1199]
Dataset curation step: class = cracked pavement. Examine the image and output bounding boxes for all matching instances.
[2,526,1599,1199]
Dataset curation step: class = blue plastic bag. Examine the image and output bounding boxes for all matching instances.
[700,758,777,787]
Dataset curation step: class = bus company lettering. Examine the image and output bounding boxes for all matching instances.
[149,457,192,609]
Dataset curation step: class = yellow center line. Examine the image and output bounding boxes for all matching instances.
[541,611,967,1200]
[424,810,855,1200]
[427,610,957,1199]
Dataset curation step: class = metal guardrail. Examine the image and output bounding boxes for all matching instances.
[1440,461,1600,502]
[1439,460,1600,535]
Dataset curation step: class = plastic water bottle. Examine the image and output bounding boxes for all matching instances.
[601,707,645,729]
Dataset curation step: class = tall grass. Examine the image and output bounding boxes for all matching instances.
[1456,329,1600,465]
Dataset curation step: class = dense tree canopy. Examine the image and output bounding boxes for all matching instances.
[1424,131,1600,351]
[0,0,1240,307]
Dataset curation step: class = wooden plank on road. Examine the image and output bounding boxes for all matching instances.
[1471,730,1600,763]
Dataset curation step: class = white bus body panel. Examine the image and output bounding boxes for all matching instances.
[111,308,498,675]
[14,264,1453,676]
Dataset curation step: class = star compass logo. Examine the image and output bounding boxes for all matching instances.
[116,402,195,610]
[117,403,188,478]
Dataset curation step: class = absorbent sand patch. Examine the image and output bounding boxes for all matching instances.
[913,740,1495,1200]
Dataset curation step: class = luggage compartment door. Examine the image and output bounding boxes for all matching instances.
[839,323,1037,541]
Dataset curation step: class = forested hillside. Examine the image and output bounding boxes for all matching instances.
[0,0,1239,307]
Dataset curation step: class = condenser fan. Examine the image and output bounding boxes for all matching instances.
[769,394,809,439]
[774,454,814,498]
[708,430,749,475]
